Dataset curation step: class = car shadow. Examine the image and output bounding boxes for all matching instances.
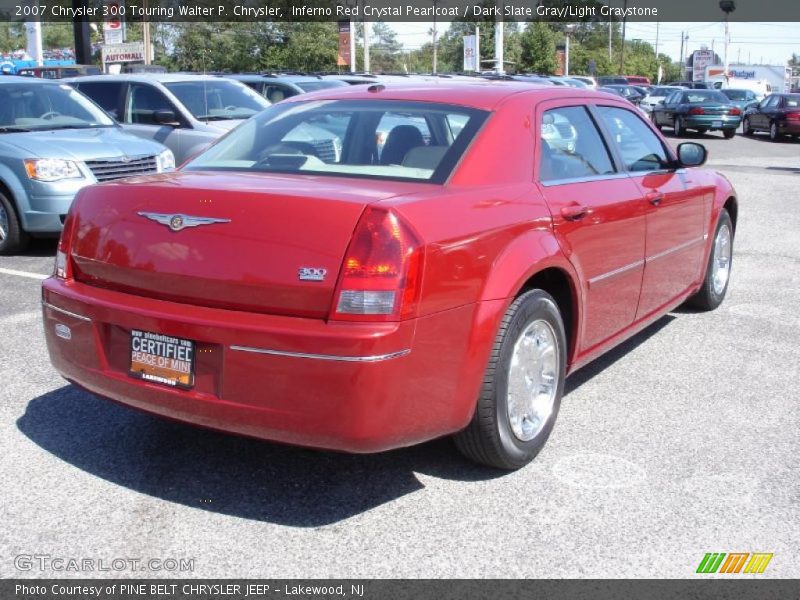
[20,238,59,257]
[19,315,679,526]
[17,384,504,527]
[565,314,676,394]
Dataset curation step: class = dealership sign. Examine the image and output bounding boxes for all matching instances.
[102,42,145,64]
[692,49,715,82]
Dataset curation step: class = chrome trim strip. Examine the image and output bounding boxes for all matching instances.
[42,301,91,322]
[229,346,411,363]
[588,260,644,287]
[646,236,705,264]
[540,172,631,187]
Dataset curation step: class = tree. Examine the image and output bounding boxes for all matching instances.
[520,22,558,74]
[369,21,403,72]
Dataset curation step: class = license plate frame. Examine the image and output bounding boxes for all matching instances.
[712,120,722,128]
[129,329,195,389]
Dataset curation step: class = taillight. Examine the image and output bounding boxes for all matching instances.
[55,211,76,280]
[786,112,800,121]
[688,107,705,115]
[729,107,741,116]
[331,207,424,322]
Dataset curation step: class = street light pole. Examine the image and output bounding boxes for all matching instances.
[720,2,736,83]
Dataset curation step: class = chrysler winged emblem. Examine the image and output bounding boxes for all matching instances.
[137,212,231,232]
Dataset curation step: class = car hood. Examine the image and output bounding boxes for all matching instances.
[203,119,244,132]
[0,127,165,160]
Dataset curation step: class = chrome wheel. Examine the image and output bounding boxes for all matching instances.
[506,319,559,442]
[712,222,732,296]
[0,202,8,242]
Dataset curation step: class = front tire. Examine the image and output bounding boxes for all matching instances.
[742,117,753,136]
[651,113,662,131]
[0,192,29,255]
[688,210,733,311]
[454,290,567,470]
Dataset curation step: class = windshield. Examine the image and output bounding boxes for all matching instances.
[0,82,115,131]
[294,80,348,93]
[185,99,488,183]
[164,80,269,121]
[681,91,731,104]
[722,90,750,101]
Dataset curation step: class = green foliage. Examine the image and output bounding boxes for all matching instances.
[520,22,558,74]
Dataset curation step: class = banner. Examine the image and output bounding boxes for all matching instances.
[463,34,478,71]
[337,21,351,67]
[102,41,145,64]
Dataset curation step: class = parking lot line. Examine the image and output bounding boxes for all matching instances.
[0,267,48,281]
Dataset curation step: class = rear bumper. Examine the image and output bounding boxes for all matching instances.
[683,115,741,129]
[777,121,800,135]
[42,279,503,453]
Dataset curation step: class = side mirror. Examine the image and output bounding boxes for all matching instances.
[657,100,665,105]
[153,109,179,126]
[676,142,707,167]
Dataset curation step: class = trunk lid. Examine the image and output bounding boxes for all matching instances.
[69,171,426,318]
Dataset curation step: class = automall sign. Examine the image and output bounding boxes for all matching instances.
[102,42,145,64]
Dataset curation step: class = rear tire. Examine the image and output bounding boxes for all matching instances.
[673,117,684,136]
[0,192,29,256]
[697,128,708,135]
[687,210,733,311]
[723,128,736,139]
[454,290,567,470]
[769,121,781,141]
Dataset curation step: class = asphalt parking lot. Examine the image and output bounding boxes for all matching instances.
[1,131,798,579]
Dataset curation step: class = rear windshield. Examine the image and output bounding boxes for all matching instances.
[294,80,348,92]
[722,90,750,101]
[681,91,731,103]
[185,99,489,183]
[651,87,680,96]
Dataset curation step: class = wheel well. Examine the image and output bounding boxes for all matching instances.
[519,267,577,362]
[724,196,738,233]
[0,179,14,205]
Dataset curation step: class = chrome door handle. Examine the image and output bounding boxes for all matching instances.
[561,205,589,221]
[646,192,664,206]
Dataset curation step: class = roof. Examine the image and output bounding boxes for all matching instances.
[283,81,601,111]
[62,73,226,84]
[0,75,65,84]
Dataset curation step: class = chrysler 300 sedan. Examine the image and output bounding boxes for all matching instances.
[42,83,737,469]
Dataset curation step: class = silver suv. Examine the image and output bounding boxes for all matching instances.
[67,74,270,164]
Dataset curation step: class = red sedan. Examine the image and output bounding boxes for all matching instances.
[42,83,737,469]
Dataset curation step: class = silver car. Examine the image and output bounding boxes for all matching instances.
[67,74,270,164]
[0,76,173,255]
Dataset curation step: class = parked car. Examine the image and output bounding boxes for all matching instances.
[67,74,270,164]
[624,75,651,86]
[596,76,629,86]
[742,93,800,141]
[719,88,760,113]
[651,89,742,138]
[639,85,687,113]
[570,76,597,89]
[43,83,737,470]
[223,74,348,104]
[710,78,772,101]
[599,85,645,105]
[667,81,712,90]
[16,64,102,79]
[0,77,173,254]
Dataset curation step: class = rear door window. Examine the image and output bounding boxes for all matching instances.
[538,106,615,183]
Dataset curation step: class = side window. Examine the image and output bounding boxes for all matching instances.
[539,106,615,183]
[764,95,779,109]
[126,84,175,125]
[264,85,295,104]
[74,82,122,119]
[596,106,670,173]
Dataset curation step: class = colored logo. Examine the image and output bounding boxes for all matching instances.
[697,553,773,574]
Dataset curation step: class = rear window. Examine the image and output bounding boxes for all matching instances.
[185,99,488,183]
[682,91,731,103]
[294,80,348,92]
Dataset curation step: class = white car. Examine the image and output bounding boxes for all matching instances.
[639,85,687,113]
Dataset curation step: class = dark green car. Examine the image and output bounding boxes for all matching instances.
[650,90,743,138]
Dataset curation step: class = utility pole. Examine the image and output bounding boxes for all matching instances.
[363,20,371,72]
[495,1,504,73]
[679,32,686,79]
[619,0,628,74]
[654,21,659,58]
[432,0,438,74]
[142,0,151,64]
[608,20,612,61]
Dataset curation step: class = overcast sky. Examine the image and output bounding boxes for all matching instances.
[389,21,800,66]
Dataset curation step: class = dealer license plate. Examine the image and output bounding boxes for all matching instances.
[712,120,722,128]
[129,329,195,388]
